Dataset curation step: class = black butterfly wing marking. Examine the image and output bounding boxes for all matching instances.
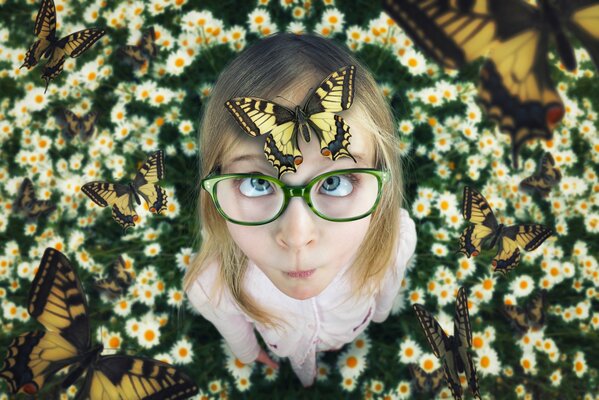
[76,355,198,400]
[82,182,137,229]
[131,150,168,215]
[22,0,56,69]
[459,186,498,258]
[14,178,56,219]
[493,224,552,275]
[454,287,481,399]
[520,152,561,197]
[0,248,89,395]
[563,1,599,70]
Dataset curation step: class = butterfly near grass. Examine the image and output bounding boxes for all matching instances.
[82,150,167,230]
[20,0,106,92]
[413,287,481,400]
[382,0,599,168]
[13,177,56,219]
[94,255,134,299]
[55,108,99,141]
[409,363,445,396]
[120,27,158,72]
[502,290,546,335]
[459,186,553,275]
[519,152,562,197]
[0,247,199,399]
[225,65,357,178]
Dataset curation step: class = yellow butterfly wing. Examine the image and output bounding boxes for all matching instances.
[567,3,599,70]
[132,150,168,214]
[41,28,105,89]
[412,304,448,359]
[14,178,56,219]
[493,224,552,274]
[459,186,497,257]
[265,122,302,178]
[478,29,563,168]
[519,152,561,197]
[82,356,198,399]
[22,0,56,69]
[382,0,498,69]
[0,248,89,395]
[82,182,137,230]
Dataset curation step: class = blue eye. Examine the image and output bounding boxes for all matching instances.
[318,174,359,197]
[237,177,273,197]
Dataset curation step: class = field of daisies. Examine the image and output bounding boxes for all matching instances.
[0,0,598,398]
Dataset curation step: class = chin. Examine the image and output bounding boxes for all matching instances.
[284,285,324,300]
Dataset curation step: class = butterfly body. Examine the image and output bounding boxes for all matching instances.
[459,186,552,274]
[225,65,356,177]
[22,0,105,92]
[383,0,599,167]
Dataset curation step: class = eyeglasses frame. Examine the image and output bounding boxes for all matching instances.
[201,168,390,226]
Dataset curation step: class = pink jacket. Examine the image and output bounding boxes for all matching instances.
[186,208,417,386]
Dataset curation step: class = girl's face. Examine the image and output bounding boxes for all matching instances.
[221,96,376,300]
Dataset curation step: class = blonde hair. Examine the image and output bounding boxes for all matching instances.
[183,32,405,328]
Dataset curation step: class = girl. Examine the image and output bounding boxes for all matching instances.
[183,32,416,387]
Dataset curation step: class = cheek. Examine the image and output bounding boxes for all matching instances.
[226,224,270,257]
[322,217,371,252]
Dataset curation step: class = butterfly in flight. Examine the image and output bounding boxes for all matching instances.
[82,150,168,230]
[120,27,158,72]
[413,287,481,400]
[21,0,106,92]
[55,108,99,141]
[459,186,553,275]
[13,177,56,219]
[502,290,547,335]
[408,363,445,396]
[519,152,562,197]
[0,247,199,399]
[382,0,599,168]
[94,255,135,299]
[225,65,357,178]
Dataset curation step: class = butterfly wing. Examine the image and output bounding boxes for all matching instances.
[132,151,168,214]
[96,256,134,298]
[141,27,158,58]
[412,304,448,359]
[226,97,301,177]
[525,289,546,329]
[0,248,90,395]
[502,304,530,334]
[78,355,198,400]
[381,0,498,69]
[82,182,138,229]
[459,186,498,257]
[57,109,82,139]
[22,0,57,69]
[14,178,56,218]
[79,111,99,141]
[565,1,599,70]
[42,28,105,89]
[454,287,481,399]
[519,152,561,197]
[493,224,552,274]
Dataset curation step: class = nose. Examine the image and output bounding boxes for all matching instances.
[275,197,316,250]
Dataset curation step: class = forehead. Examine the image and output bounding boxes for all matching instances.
[221,104,376,178]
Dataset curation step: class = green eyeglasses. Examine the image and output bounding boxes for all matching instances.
[201,168,390,226]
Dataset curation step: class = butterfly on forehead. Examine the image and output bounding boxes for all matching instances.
[120,27,158,71]
[55,108,99,141]
[519,152,562,197]
[13,177,56,219]
[21,0,106,92]
[82,150,168,230]
[0,247,198,399]
[459,186,553,275]
[413,287,481,400]
[382,0,599,168]
[225,65,357,178]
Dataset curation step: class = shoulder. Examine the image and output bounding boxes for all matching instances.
[185,258,238,314]
[398,208,417,260]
